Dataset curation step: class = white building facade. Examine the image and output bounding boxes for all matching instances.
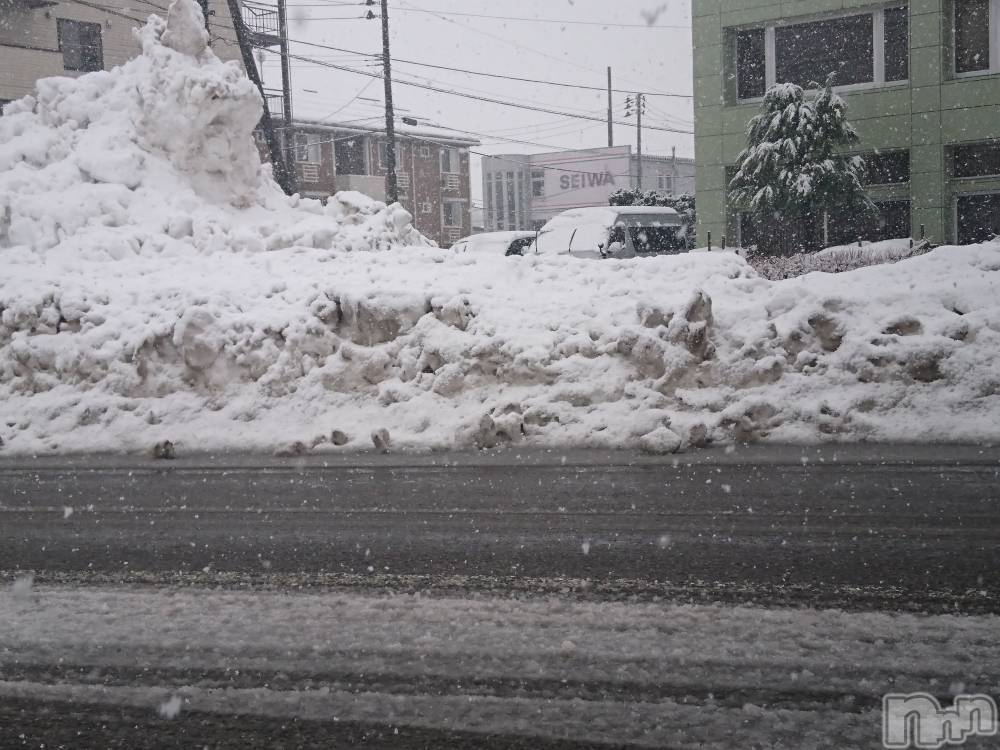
[480,145,695,231]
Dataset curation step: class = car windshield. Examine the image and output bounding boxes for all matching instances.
[5,2,999,749]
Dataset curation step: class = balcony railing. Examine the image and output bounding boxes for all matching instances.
[241,2,281,47]
[262,89,285,123]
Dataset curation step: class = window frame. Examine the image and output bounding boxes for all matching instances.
[442,199,463,228]
[440,147,460,175]
[732,5,909,104]
[950,140,1000,178]
[294,132,322,164]
[377,141,391,169]
[953,0,1000,77]
[953,189,1000,243]
[57,18,104,73]
[862,149,911,185]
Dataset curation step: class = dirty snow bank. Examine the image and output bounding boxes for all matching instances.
[2,241,999,455]
[1,2,999,455]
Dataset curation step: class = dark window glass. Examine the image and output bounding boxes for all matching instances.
[531,169,545,197]
[494,181,504,229]
[0,99,10,115]
[334,137,366,174]
[884,7,909,81]
[57,19,103,72]
[736,28,766,99]
[952,141,1000,177]
[872,200,911,240]
[775,14,874,87]
[827,201,910,244]
[957,193,1000,243]
[955,0,990,73]
[864,150,910,184]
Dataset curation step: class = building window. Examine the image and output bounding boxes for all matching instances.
[657,174,675,194]
[506,173,516,229]
[531,169,545,197]
[827,199,911,245]
[493,179,504,230]
[775,14,874,87]
[730,7,907,101]
[378,141,392,169]
[57,19,103,72]
[295,132,322,163]
[956,193,1000,243]
[420,201,433,214]
[872,200,911,241]
[0,99,10,115]
[864,150,910,184]
[442,200,463,227]
[952,140,1000,176]
[419,145,431,158]
[440,147,460,174]
[736,28,767,99]
[884,6,910,81]
[954,0,992,74]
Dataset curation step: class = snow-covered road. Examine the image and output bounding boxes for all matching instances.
[2,586,998,748]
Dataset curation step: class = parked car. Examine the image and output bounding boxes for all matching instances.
[450,231,537,256]
[528,206,687,259]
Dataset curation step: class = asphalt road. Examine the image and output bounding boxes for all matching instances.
[2,445,1000,749]
[1,444,998,612]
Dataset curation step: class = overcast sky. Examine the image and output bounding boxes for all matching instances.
[256,0,695,204]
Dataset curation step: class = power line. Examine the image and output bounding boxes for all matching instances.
[253,32,693,99]
[389,6,690,30]
[261,47,693,134]
[394,0,680,98]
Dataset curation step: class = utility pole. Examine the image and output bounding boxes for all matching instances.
[276,0,295,180]
[636,92,643,189]
[606,67,613,148]
[197,0,210,32]
[624,93,645,189]
[380,0,399,203]
[225,0,295,194]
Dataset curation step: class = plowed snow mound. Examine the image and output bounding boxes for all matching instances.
[1,1,999,455]
[0,0,427,259]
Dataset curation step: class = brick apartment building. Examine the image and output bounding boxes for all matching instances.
[0,0,240,107]
[264,118,479,247]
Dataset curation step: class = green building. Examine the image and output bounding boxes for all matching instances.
[693,0,1000,248]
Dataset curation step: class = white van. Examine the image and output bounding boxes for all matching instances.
[528,206,687,259]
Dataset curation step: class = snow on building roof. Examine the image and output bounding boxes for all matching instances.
[288,117,481,147]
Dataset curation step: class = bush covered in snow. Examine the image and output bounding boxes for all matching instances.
[745,239,935,280]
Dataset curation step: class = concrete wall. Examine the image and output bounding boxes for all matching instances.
[0,0,241,104]
[692,0,1000,247]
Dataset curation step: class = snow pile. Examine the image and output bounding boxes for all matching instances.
[746,238,935,280]
[1,2,999,455]
[0,0,428,261]
[2,240,1000,455]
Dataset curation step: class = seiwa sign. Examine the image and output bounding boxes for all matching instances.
[558,170,617,190]
[533,146,632,214]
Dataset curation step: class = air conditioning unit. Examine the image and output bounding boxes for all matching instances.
[396,172,411,189]
[420,202,433,214]
[300,163,320,183]
[441,174,460,191]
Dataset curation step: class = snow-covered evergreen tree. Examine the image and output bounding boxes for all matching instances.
[728,76,875,253]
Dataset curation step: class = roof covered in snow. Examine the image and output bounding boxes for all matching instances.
[285,117,481,147]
